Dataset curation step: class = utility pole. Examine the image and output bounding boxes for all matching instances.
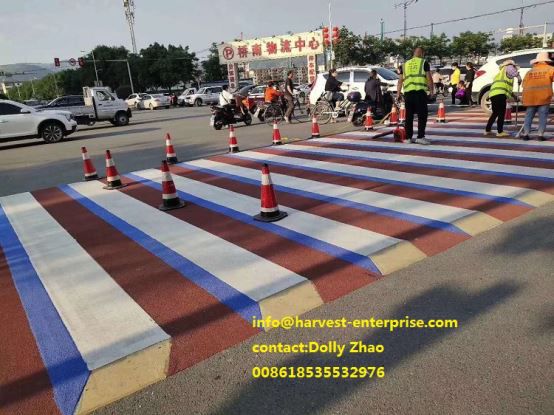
[328,1,334,67]
[430,22,434,37]
[81,50,99,85]
[395,0,418,38]
[380,19,384,41]
[519,7,525,35]
[123,0,138,54]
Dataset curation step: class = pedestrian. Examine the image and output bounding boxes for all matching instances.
[520,51,554,141]
[455,81,469,105]
[432,70,443,94]
[465,62,476,106]
[324,68,346,122]
[450,62,460,105]
[364,69,383,112]
[485,59,521,138]
[283,70,295,124]
[397,47,435,145]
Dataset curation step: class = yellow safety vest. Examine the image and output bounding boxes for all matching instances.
[403,57,428,93]
[489,67,514,98]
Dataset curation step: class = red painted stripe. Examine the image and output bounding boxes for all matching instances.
[254,147,554,195]
[212,155,530,223]
[32,188,258,375]
[173,160,469,256]
[0,247,61,415]
[118,179,378,301]
[296,141,554,170]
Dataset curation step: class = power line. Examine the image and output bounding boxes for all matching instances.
[379,0,554,36]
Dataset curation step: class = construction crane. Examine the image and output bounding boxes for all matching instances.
[394,0,419,38]
[123,0,137,54]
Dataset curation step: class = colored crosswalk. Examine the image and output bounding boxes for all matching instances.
[1,108,553,415]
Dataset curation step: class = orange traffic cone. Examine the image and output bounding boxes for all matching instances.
[364,107,374,131]
[81,146,99,181]
[311,115,320,138]
[272,120,282,145]
[389,105,399,125]
[393,126,406,143]
[253,164,287,222]
[103,150,126,190]
[504,102,513,124]
[228,125,239,153]
[436,100,446,123]
[165,133,178,164]
[399,102,406,125]
[159,160,186,211]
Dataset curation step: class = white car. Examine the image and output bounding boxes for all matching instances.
[0,99,78,143]
[309,66,399,105]
[183,86,223,107]
[141,94,171,110]
[472,48,554,112]
[177,88,197,106]
[125,93,147,109]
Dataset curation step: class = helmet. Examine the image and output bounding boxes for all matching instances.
[347,91,362,103]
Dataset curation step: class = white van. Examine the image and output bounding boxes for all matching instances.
[309,66,399,105]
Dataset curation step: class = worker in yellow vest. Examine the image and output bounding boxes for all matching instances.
[450,62,461,105]
[521,51,554,141]
[397,47,435,145]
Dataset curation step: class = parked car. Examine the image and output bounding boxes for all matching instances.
[248,85,267,104]
[125,93,147,109]
[309,66,399,105]
[0,99,77,143]
[141,94,171,110]
[38,95,85,109]
[472,48,554,112]
[177,88,197,106]
[183,86,223,107]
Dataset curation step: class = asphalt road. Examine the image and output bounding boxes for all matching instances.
[94,200,554,415]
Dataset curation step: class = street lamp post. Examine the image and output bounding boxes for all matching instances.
[82,49,100,85]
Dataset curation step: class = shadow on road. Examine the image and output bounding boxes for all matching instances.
[487,215,554,256]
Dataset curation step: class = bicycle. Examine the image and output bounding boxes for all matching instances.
[312,92,354,124]
[288,96,310,123]
[263,102,284,126]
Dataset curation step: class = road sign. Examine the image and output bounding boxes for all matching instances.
[69,58,77,66]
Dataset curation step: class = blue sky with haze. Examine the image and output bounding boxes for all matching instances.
[1,0,552,64]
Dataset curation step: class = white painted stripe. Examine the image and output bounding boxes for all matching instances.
[410,133,554,148]
[184,160,477,225]
[224,151,543,200]
[314,137,554,161]
[68,181,307,302]
[0,192,169,370]
[282,144,554,179]
[133,169,409,257]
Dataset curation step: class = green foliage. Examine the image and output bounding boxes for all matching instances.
[451,31,495,60]
[499,34,545,53]
[201,43,227,82]
[333,27,361,66]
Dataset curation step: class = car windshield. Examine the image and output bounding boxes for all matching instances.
[198,88,207,94]
[374,67,399,81]
[237,86,253,95]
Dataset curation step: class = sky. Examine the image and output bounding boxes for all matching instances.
[1,0,553,64]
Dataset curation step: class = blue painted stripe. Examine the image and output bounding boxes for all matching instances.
[223,154,530,208]
[0,205,89,415]
[410,135,554,150]
[318,140,554,165]
[125,173,382,274]
[177,163,467,236]
[280,146,554,183]
[59,184,261,323]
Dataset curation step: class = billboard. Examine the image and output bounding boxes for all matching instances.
[218,31,323,64]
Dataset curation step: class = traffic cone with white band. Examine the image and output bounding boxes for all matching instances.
[389,105,399,125]
[103,150,126,190]
[159,160,186,211]
[253,164,287,222]
[399,102,406,125]
[228,125,239,153]
[311,115,320,138]
[504,102,513,124]
[364,107,374,131]
[393,126,406,143]
[165,133,178,164]
[436,99,446,123]
[272,120,282,145]
[81,146,99,181]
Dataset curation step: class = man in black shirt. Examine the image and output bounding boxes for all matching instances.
[465,62,476,106]
[364,69,383,111]
[284,70,295,123]
[324,68,345,110]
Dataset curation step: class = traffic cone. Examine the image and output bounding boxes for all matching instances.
[228,125,239,153]
[158,160,186,211]
[504,102,513,124]
[389,105,399,125]
[272,121,282,145]
[81,146,99,181]
[393,126,406,143]
[103,150,126,190]
[253,164,287,222]
[364,107,374,131]
[311,115,320,138]
[165,133,178,164]
[399,102,406,125]
[436,100,446,123]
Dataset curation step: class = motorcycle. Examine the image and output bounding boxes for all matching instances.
[210,99,252,130]
[349,86,394,127]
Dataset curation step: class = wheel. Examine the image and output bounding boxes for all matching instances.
[114,111,129,126]
[243,113,252,126]
[314,102,333,124]
[40,121,65,143]
[291,102,309,123]
[480,90,492,113]
[264,105,283,126]
[149,103,154,110]
[194,99,202,107]
[352,114,364,127]
[213,120,224,130]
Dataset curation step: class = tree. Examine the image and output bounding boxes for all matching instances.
[355,35,397,65]
[333,27,360,66]
[201,43,227,82]
[420,33,451,63]
[500,34,544,53]
[451,31,495,63]
[394,37,422,60]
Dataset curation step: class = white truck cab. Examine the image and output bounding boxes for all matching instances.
[82,87,132,126]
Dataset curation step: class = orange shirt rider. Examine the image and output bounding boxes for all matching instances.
[264,81,282,103]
